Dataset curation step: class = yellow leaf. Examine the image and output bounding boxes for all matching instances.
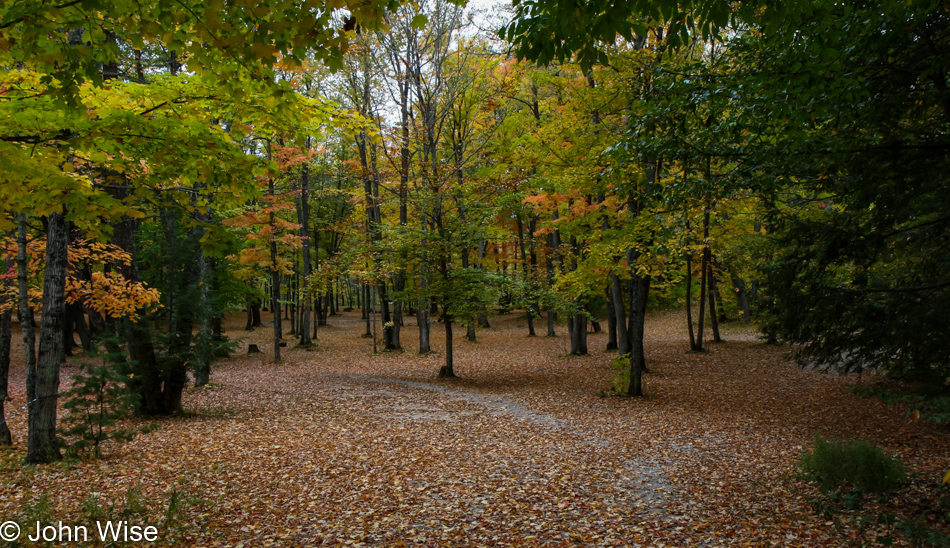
[943,470,950,486]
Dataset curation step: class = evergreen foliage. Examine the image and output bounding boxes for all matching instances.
[58,341,156,458]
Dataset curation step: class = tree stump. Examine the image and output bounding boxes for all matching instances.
[247,344,261,354]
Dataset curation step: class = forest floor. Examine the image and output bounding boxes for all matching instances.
[1,309,948,547]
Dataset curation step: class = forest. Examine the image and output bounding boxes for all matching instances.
[1,0,949,545]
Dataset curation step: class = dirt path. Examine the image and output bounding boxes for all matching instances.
[1,310,947,546]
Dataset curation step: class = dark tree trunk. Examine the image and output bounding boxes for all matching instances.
[696,207,709,351]
[63,304,76,357]
[252,300,262,327]
[73,303,94,353]
[111,192,165,414]
[569,313,588,355]
[627,275,651,398]
[708,263,722,343]
[686,254,697,350]
[516,217,536,337]
[17,214,37,430]
[193,247,213,387]
[605,286,618,351]
[361,284,368,320]
[731,273,751,323]
[0,253,13,445]
[297,164,313,347]
[417,267,430,354]
[439,317,457,378]
[363,285,372,338]
[246,296,255,330]
[610,273,629,355]
[392,273,404,348]
[712,269,727,323]
[28,210,69,463]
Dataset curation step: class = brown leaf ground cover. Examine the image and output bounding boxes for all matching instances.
[1,310,948,546]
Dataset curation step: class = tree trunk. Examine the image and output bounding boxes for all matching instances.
[0,253,12,446]
[363,285,372,337]
[297,163,313,347]
[72,303,94,353]
[28,210,68,463]
[605,286,618,350]
[570,313,588,355]
[17,214,37,429]
[686,253,697,350]
[193,247,213,387]
[626,275,650,397]
[696,207,709,351]
[439,317,457,378]
[731,273,751,323]
[516,217,536,337]
[610,273,629,356]
[417,264,430,353]
[708,261,722,343]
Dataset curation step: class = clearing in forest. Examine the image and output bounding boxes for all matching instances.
[1,310,947,546]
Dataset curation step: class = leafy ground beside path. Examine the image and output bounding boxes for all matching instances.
[1,310,948,546]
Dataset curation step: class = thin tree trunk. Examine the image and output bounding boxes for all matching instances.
[297,163,312,347]
[696,206,709,351]
[0,252,12,445]
[17,214,37,419]
[686,254,697,350]
[731,273,751,323]
[439,317,456,378]
[610,273,629,355]
[627,275,650,397]
[28,210,68,463]
[193,246,213,386]
[418,265,430,354]
[605,286,618,350]
[570,313,588,355]
[17,216,38,454]
[708,262,722,343]
[516,217,536,336]
[268,143,282,362]
[72,303,93,353]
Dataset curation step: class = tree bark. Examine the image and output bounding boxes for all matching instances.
[28,210,68,463]
[439,316,457,378]
[297,163,313,347]
[516,216,536,336]
[708,261,722,343]
[193,247,213,387]
[17,214,37,427]
[686,253,697,350]
[605,286,618,350]
[731,272,751,323]
[0,252,13,445]
[610,273,629,355]
[627,275,651,397]
[696,206,709,351]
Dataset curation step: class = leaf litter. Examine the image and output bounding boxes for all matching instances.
[1,310,947,546]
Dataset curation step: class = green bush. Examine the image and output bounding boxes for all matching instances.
[58,340,150,459]
[799,437,906,494]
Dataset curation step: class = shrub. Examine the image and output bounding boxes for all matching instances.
[798,437,906,494]
[610,353,631,394]
[58,341,149,458]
